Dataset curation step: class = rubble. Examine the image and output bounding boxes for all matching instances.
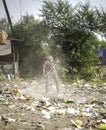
[0,80,106,130]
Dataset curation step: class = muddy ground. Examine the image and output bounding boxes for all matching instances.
[0,79,106,130]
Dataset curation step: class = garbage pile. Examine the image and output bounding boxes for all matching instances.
[0,80,106,130]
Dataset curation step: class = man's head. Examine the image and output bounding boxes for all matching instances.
[46,55,53,62]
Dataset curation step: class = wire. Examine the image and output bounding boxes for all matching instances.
[20,0,26,17]
[0,0,7,18]
[19,0,22,19]
[9,0,21,22]
[5,0,19,22]
[12,0,20,16]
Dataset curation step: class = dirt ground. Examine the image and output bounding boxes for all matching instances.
[0,79,106,130]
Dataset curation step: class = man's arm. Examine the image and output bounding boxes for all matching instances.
[43,62,46,76]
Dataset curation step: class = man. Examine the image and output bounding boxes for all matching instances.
[43,56,59,93]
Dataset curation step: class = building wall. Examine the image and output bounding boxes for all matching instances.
[0,40,19,78]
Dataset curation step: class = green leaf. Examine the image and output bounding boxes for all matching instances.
[98,124,106,130]
[71,119,83,128]
[75,120,83,126]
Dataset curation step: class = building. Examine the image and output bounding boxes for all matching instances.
[97,48,106,65]
[0,39,19,79]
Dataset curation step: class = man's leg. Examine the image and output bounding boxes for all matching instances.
[45,75,49,92]
[53,74,59,93]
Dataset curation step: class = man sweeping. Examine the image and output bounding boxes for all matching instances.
[43,56,59,93]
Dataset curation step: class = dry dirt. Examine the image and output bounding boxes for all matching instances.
[0,79,106,130]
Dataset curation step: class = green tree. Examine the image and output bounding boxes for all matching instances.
[96,8,106,38]
[13,15,49,77]
[0,18,11,34]
[41,0,103,79]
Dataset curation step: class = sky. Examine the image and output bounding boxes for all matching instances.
[0,0,106,23]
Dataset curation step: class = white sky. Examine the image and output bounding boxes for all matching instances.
[0,0,106,23]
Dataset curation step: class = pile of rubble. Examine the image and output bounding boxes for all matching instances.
[0,80,106,130]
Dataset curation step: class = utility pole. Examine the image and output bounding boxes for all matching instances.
[2,0,13,33]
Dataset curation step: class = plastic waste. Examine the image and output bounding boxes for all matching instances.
[42,110,51,119]
[66,108,79,115]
